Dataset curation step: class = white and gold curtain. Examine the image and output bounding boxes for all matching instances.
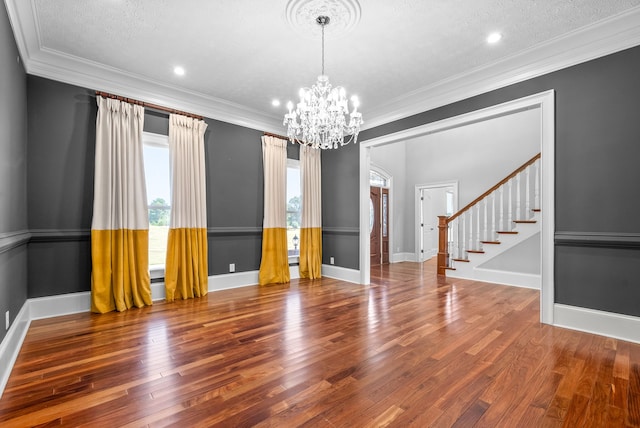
[165,114,208,301]
[258,136,290,285]
[299,144,322,279]
[91,96,152,313]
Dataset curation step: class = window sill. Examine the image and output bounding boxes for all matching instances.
[149,264,165,280]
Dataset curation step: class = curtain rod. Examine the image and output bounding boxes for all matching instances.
[263,131,310,146]
[95,91,204,120]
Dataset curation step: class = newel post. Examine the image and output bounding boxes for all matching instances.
[437,215,449,276]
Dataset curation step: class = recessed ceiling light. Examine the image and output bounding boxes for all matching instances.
[174,66,185,76]
[272,99,281,107]
[487,32,503,44]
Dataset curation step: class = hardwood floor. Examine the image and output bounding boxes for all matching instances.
[1,260,639,427]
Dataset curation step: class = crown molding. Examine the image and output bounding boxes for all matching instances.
[5,1,640,132]
[25,48,284,133]
[361,6,640,130]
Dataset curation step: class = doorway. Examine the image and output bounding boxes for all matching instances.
[370,186,390,266]
[417,183,457,262]
[359,90,555,325]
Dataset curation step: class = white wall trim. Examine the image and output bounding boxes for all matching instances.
[361,6,640,130]
[454,268,541,290]
[29,292,91,320]
[0,301,30,399]
[322,264,361,284]
[391,252,417,263]
[5,0,640,133]
[360,90,555,325]
[554,304,640,345]
[208,270,259,292]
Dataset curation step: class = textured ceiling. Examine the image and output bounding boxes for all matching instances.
[5,0,640,131]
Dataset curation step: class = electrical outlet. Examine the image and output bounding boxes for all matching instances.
[229,263,235,273]
[5,311,9,331]
[330,257,335,265]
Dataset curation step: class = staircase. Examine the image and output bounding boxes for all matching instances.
[437,153,541,288]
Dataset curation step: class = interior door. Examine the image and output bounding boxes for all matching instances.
[421,187,448,260]
[421,190,434,260]
[370,187,381,266]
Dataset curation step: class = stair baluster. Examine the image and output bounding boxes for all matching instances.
[533,160,540,209]
[437,153,541,275]
[451,217,458,262]
[516,171,522,221]
[524,165,533,220]
[465,209,475,252]
[499,184,505,231]
[507,180,513,231]
[476,204,481,251]
[483,197,488,242]
[491,191,496,241]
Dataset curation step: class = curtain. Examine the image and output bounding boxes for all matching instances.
[299,144,322,279]
[258,136,290,285]
[165,114,208,301]
[91,96,152,313]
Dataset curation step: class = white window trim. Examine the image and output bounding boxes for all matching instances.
[287,158,301,265]
[143,132,170,278]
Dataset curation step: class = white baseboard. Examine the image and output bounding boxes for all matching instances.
[448,267,540,290]
[0,301,30,399]
[321,264,361,283]
[29,283,168,321]
[473,268,540,290]
[208,270,259,292]
[554,303,640,344]
[391,252,417,263]
[29,291,91,320]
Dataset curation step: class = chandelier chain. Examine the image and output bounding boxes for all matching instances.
[321,20,325,75]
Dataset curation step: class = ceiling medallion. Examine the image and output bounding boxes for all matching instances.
[285,0,362,39]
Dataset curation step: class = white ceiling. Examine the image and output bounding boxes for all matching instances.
[4,0,640,133]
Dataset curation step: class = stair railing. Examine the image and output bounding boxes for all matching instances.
[437,153,541,275]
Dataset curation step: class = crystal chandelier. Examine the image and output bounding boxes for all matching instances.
[283,16,363,150]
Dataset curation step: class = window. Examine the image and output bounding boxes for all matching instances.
[142,132,171,275]
[369,170,388,187]
[286,159,301,259]
[446,190,454,216]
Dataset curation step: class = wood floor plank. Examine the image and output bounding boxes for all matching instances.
[1,260,640,427]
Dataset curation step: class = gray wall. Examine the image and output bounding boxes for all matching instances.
[25,76,303,295]
[350,45,640,317]
[322,142,360,269]
[27,76,95,297]
[0,5,28,342]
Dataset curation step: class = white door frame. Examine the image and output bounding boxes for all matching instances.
[415,181,458,262]
[359,90,555,325]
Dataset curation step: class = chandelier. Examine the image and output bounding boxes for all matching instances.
[283,16,363,150]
